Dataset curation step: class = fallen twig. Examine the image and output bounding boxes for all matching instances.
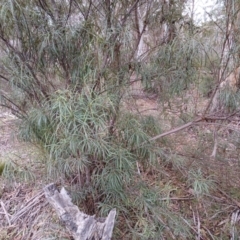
[160,197,194,201]
[143,111,240,144]
[10,191,45,223]
[217,187,240,208]
[0,200,11,226]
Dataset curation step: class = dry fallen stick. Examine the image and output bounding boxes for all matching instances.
[44,183,116,240]
[159,197,194,201]
[142,111,240,145]
[0,200,11,226]
[10,191,45,223]
[217,186,240,208]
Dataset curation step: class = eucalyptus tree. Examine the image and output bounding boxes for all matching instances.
[197,0,240,113]
[0,0,196,238]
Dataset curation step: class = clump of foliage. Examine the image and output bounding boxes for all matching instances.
[19,89,170,238]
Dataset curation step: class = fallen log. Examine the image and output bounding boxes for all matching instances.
[44,183,116,240]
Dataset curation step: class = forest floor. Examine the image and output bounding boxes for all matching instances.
[0,109,71,240]
[0,86,240,239]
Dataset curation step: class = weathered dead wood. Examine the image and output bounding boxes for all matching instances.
[44,183,116,240]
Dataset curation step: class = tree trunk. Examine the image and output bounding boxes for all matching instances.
[211,66,240,112]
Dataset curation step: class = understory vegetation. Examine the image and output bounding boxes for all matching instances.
[1,0,240,239]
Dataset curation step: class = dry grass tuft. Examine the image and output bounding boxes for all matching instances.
[0,183,71,240]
